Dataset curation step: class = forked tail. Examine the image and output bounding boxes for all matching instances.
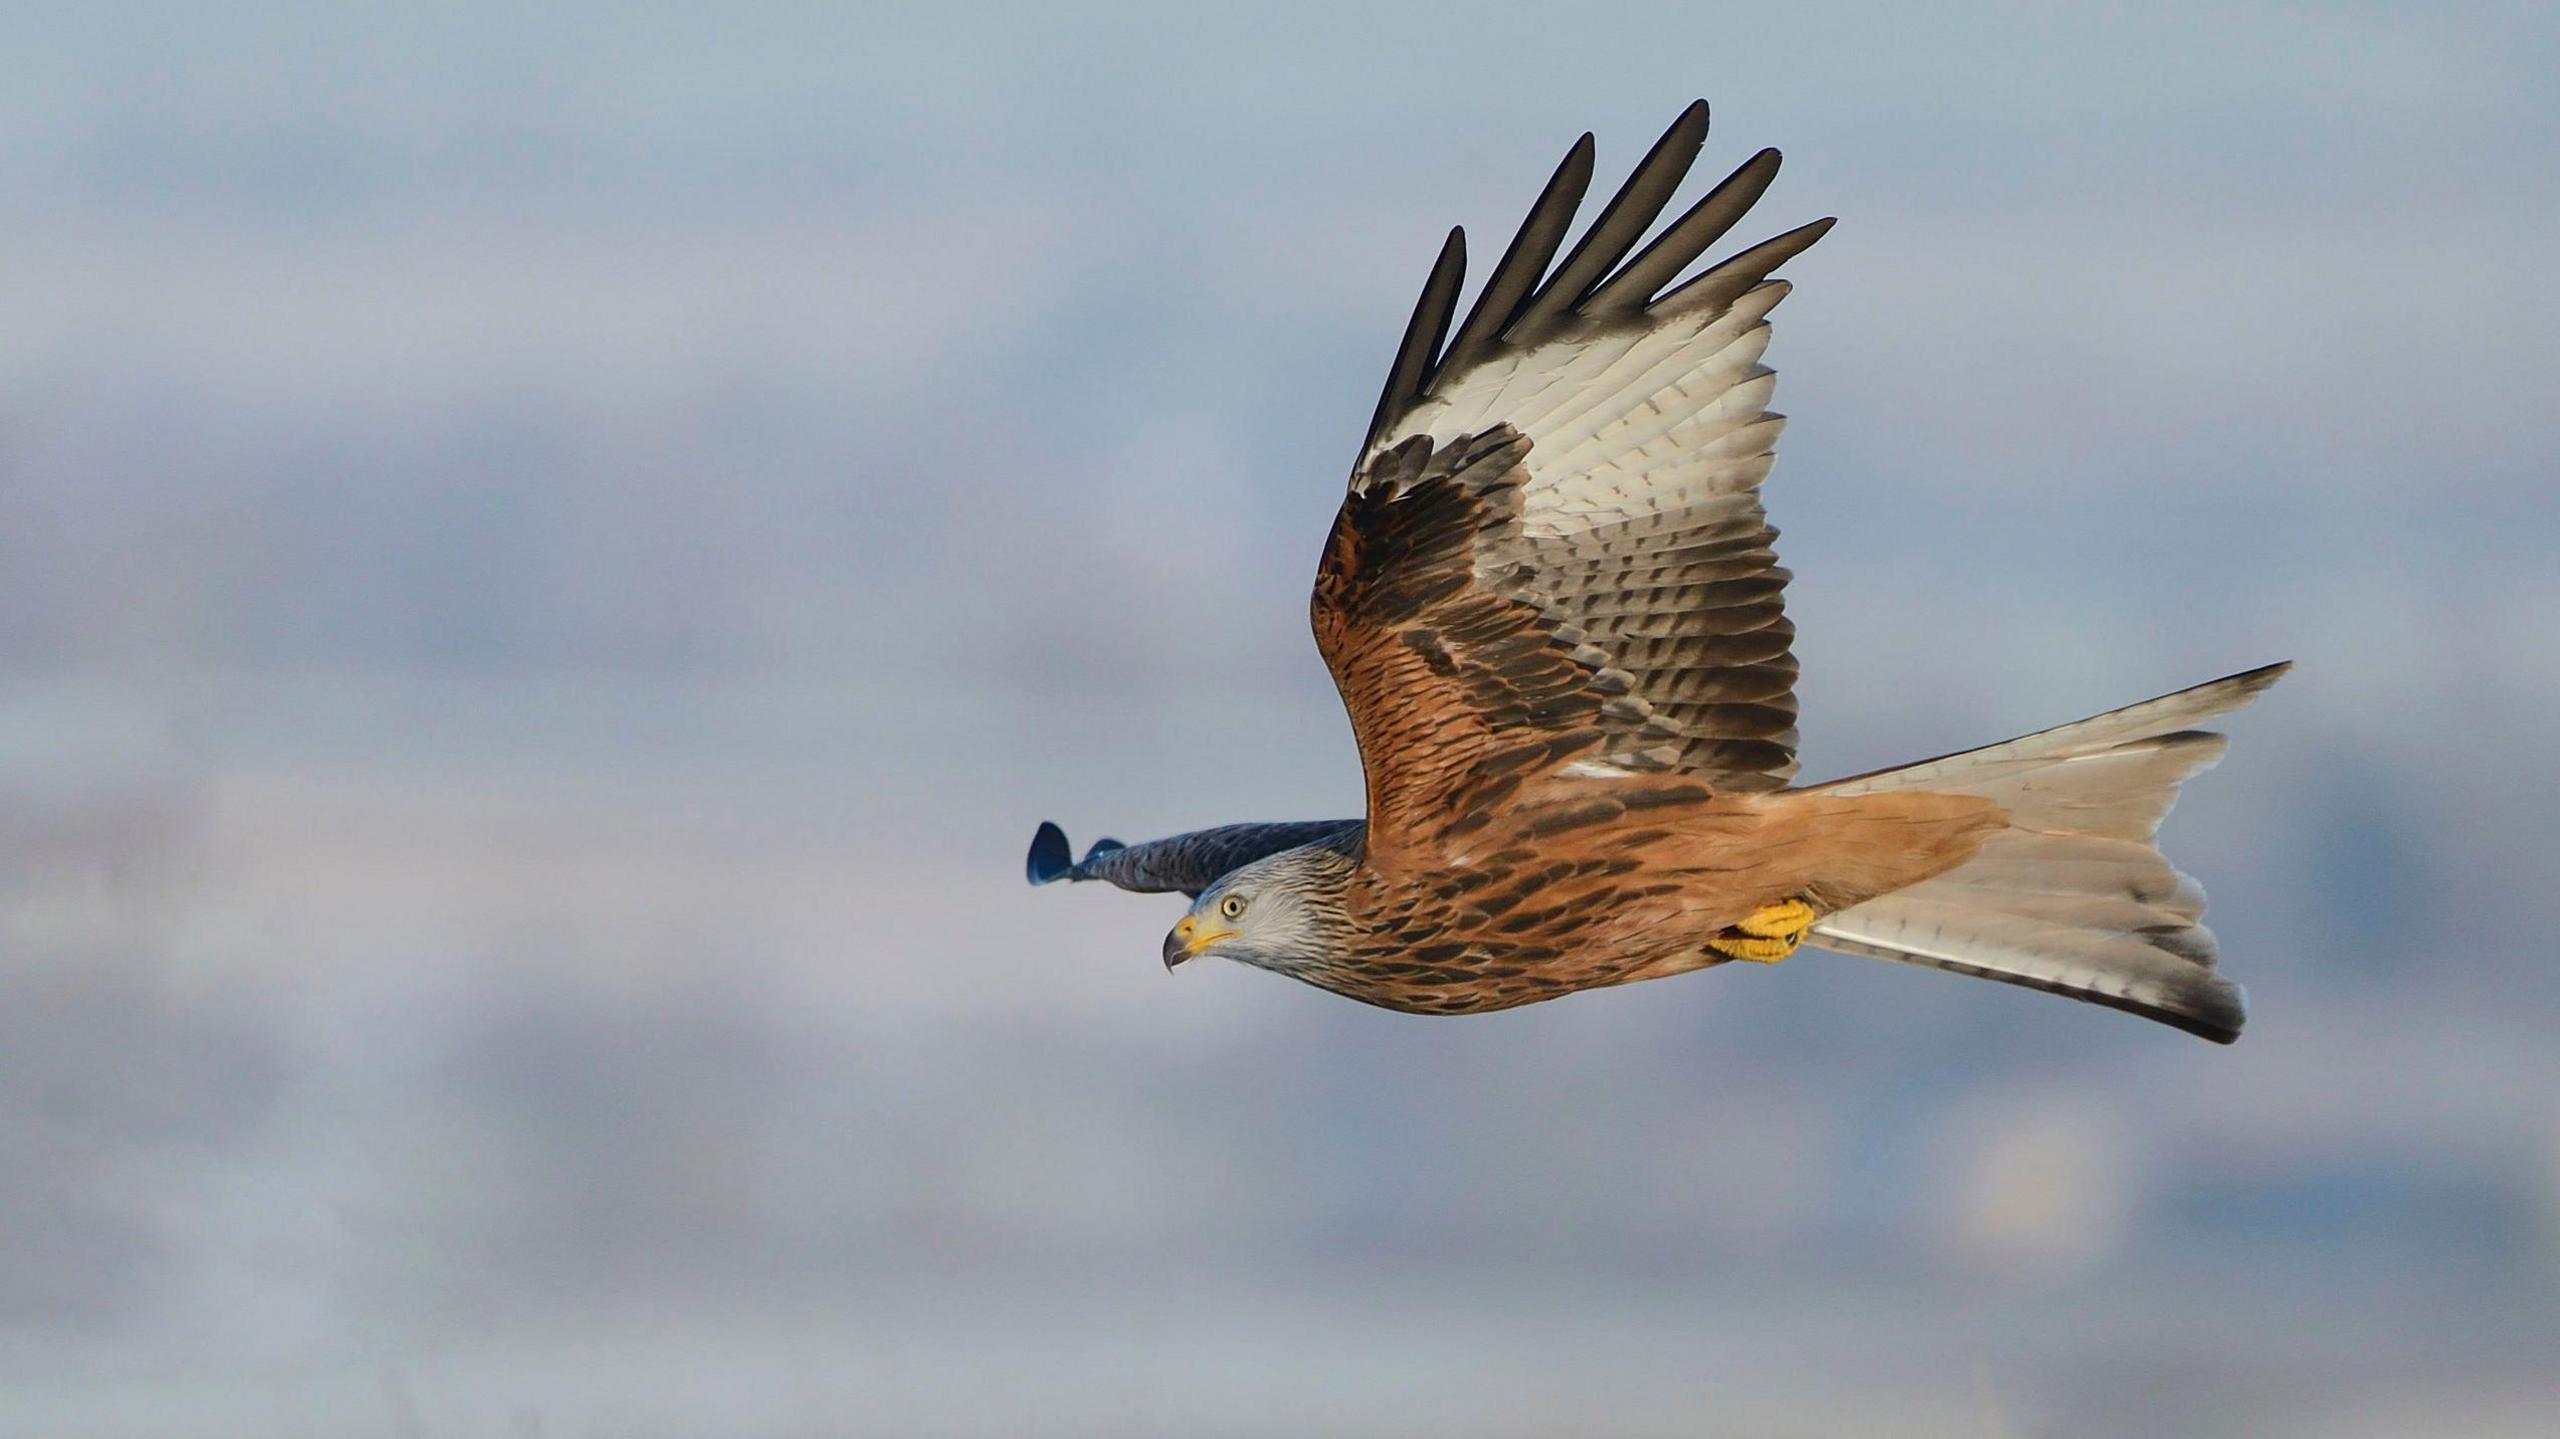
[1807,662,2289,1042]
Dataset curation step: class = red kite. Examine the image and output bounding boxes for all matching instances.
[1030,103,2284,1042]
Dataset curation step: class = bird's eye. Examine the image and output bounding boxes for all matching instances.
[1218,894,1248,920]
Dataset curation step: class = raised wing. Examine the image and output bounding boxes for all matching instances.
[1316,103,1828,865]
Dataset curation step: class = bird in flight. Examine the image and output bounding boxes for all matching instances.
[1027,102,2285,1042]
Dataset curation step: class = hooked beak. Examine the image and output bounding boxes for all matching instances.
[1163,914,1235,969]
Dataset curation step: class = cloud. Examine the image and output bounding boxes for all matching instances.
[0,693,286,1333]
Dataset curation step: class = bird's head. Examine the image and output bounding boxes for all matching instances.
[1162,845,1350,974]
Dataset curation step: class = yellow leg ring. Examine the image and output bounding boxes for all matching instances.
[1708,897,1816,964]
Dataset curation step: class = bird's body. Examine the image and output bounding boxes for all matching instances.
[1030,102,2285,1042]
[1264,783,2004,1016]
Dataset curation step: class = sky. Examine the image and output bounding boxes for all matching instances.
[4,3,2559,1435]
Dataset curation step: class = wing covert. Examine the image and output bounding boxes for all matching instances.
[1318,104,1828,863]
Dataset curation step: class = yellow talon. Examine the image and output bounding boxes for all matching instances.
[1733,897,1815,939]
[1708,897,1816,964]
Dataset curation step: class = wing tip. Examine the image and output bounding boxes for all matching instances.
[1788,215,1842,253]
[1365,105,1829,452]
[1655,214,1838,317]
[1361,224,1470,454]
[1027,820,1074,885]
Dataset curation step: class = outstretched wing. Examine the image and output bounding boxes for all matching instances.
[1315,102,1826,867]
[1026,818,1363,896]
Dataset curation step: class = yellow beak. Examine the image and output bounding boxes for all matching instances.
[1164,914,1237,969]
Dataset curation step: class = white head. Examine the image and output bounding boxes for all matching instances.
[1161,845,1353,974]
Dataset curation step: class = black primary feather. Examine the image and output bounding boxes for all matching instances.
[1585,146,1783,314]
[1026,821,1075,885]
[1362,101,1834,455]
[1508,98,1711,340]
[1432,133,1595,386]
[1360,226,1467,456]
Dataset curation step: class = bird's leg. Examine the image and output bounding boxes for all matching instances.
[1706,897,1817,964]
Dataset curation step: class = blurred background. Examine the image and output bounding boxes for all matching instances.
[5,2,2557,1435]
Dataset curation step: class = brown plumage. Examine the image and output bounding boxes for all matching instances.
[1303,425,2006,1014]
[1030,102,2286,1042]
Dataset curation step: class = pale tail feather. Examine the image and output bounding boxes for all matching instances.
[1807,662,2290,1042]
